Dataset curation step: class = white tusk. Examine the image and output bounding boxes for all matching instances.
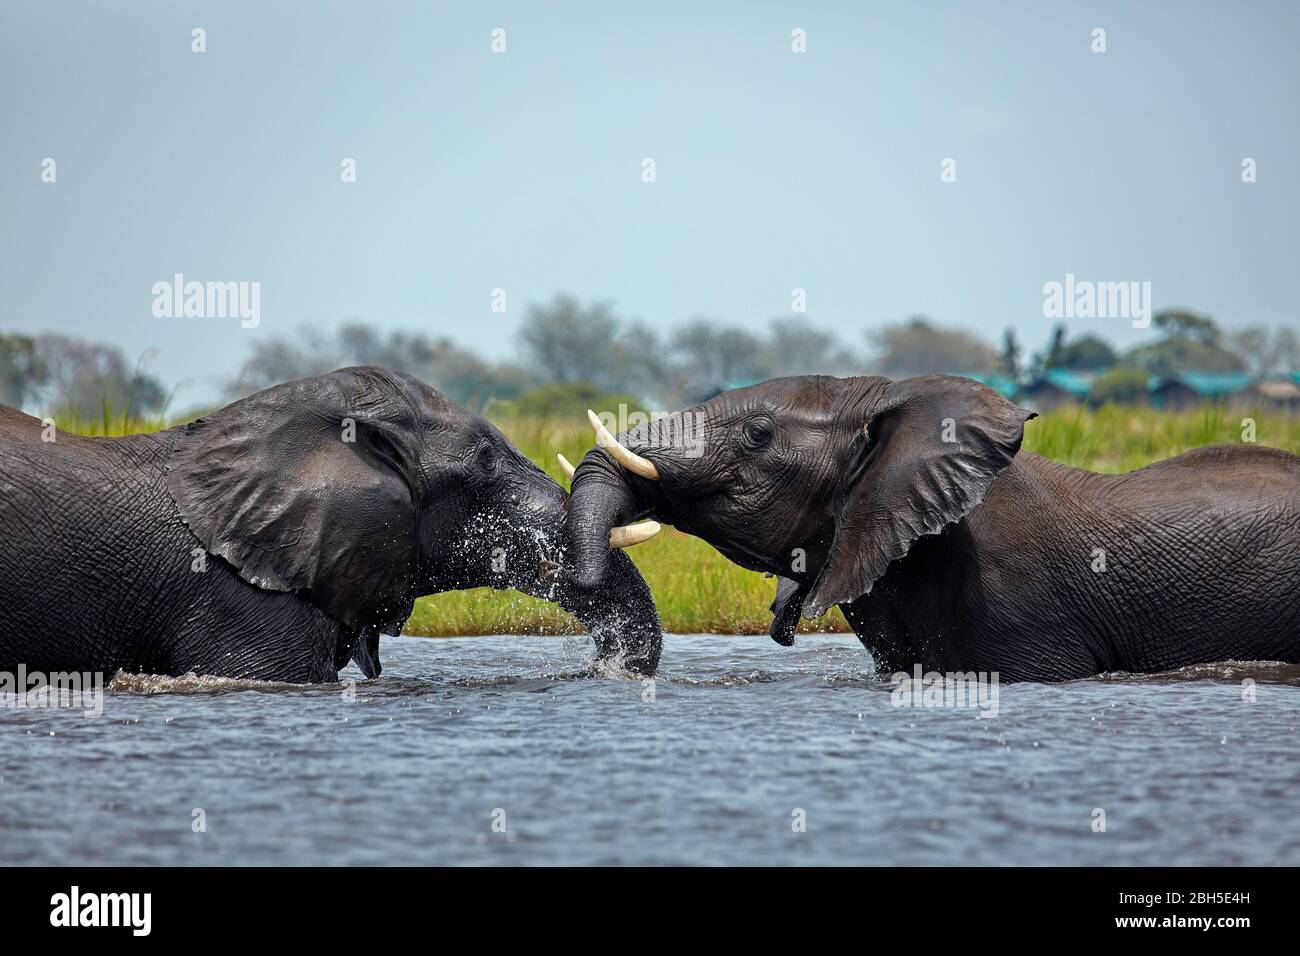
[556,453,576,481]
[586,409,661,480]
[609,520,661,550]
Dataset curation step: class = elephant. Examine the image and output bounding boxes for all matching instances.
[563,374,1300,682]
[0,367,662,683]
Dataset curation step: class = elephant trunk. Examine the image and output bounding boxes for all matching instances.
[553,548,661,675]
[508,463,661,675]
[564,447,649,595]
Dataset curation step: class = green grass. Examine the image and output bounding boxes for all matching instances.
[81,404,1300,637]
[1022,404,1299,473]
[44,404,171,438]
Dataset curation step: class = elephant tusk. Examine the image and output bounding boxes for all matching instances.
[556,453,576,482]
[609,520,661,550]
[586,409,661,480]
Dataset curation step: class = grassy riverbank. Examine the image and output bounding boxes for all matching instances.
[77,402,1300,636]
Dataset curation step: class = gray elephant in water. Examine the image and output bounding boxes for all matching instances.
[0,367,661,682]
[563,374,1300,681]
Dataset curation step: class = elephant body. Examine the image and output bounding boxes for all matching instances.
[0,411,347,681]
[0,368,662,683]
[566,373,1300,682]
[843,445,1300,681]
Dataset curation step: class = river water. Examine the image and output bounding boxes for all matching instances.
[2,634,1296,865]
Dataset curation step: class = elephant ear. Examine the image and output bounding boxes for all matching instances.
[803,375,1035,617]
[165,370,421,638]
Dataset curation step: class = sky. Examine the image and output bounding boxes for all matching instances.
[2,1,1297,406]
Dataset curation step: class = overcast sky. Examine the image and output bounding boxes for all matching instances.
[2,1,1297,406]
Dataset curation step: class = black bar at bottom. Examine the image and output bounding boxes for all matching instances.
[0,866,1279,939]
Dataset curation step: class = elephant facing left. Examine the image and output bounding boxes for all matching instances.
[0,367,662,682]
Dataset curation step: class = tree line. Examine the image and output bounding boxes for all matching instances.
[3,296,1296,418]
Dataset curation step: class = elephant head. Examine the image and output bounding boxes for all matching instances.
[165,367,662,675]
[565,374,1033,644]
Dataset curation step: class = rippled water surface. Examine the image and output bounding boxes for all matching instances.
[2,634,1297,865]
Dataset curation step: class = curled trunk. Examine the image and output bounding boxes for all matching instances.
[493,464,660,675]
[564,449,648,596]
[549,549,661,675]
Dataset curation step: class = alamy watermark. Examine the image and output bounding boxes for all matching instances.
[1042,273,1151,328]
[0,665,104,717]
[50,886,150,936]
[151,273,260,328]
[890,665,1000,718]
[593,404,706,458]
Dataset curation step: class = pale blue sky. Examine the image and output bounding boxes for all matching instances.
[2,1,1297,405]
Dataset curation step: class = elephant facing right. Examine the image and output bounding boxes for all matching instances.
[564,373,1300,682]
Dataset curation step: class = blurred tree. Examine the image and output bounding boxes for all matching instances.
[998,329,1022,380]
[1088,366,1150,406]
[1048,333,1117,371]
[1226,325,1300,377]
[763,317,858,377]
[519,294,621,386]
[1041,323,1068,370]
[517,295,669,403]
[670,318,773,403]
[230,322,533,409]
[229,328,342,396]
[437,353,532,410]
[1153,308,1221,345]
[1120,309,1244,376]
[0,333,48,408]
[615,320,674,403]
[1124,338,1245,376]
[33,335,166,419]
[869,316,997,376]
[1279,327,1300,372]
[339,323,439,371]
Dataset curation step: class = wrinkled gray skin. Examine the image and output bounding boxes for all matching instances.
[0,367,660,682]
[568,374,1300,681]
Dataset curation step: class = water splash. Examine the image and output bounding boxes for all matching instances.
[1092,660,1300,685]
[106,671,322,695]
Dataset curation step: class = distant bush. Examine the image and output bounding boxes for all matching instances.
[494,382,646,421]
[1089,366,1150,406]
[869,316,998,377]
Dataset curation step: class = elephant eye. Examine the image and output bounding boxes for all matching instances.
[742,419,774,449]
[474,440,499,478]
